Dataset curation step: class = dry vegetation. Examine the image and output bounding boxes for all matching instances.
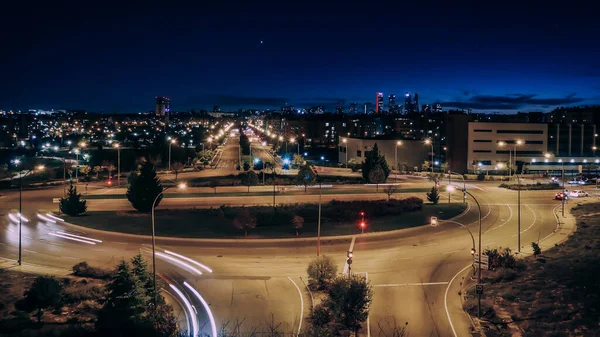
[464,202,600,337]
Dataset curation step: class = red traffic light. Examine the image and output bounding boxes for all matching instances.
[360,212,364,216]
[107,180,112,185]
[360,222,365,228]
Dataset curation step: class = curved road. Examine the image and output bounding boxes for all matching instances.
[0,177,585,336]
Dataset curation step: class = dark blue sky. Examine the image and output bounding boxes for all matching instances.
[1,2,599,113]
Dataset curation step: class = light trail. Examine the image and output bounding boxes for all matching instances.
[164,250,213,273]
[155,252,203,275]
[48,232,96,245]
[169,284,198,337]
[184,281,217,337]
[55,231,103,243]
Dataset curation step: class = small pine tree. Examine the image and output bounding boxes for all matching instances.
[59,183,87,216]
[426,186,440,205]
[531,242,541,258]
[126,160,163,212]
[361,143,390,182]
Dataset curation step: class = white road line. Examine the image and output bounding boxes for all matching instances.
[61,256,78,260]
[287,277,304,337]
[24,249,38,254]
[512,204,537,237]
[425,242,438,246]
[443,249,462,254]
[445,264,473,337]
[374,282,449,287]
[483,242,496,247]
[488,204,512,232]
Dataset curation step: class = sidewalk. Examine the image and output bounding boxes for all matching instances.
[0,258,71,276]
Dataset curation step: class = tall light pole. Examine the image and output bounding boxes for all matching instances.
[315,169,323,256]
[498,141,510,180]
[113,143,120,187]
[74,148,80,185]
[448,171,466,203]
[342,138,348,168]
[395,141,402,181]
[12,160,44,266]
[514,140,523,180]
[448,185,483,318]
[290,138,298,155]
[559,159,565,217]
[168,138,176,173]
[151,182,186,306]
[515,172,522,253]
[425,139,434,174]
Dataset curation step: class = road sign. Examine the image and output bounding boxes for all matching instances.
[475,284,483,294]
[474,254,489,269]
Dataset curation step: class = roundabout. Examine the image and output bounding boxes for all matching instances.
[0,176,580,336]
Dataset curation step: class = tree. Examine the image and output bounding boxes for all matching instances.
[240,170,258,193]
[421,160,431,172]
[426,186,440,205]
[440,161,449,173]
[292,215,304,236]
[243,162,250,171]
[170,162,184,181]
[361,143,390,182]
[239,132,250,155]
[325,274,373,335]
[233,207,257,237]
[368,165,386,191]
[21,276,63,323]
[126,160,163,212]
[306,256,337,291]
[107,164,116,177]
[292,153,304,166]
[79,164,91,177]
[93,165,102,179]
[297,163,316,192]
[531,242,541,258]
[383,184,397,201]
[130,253,154,300]
[59,183,87,216]
[209,177,220,194]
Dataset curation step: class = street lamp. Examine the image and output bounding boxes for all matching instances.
[315,169,323,257]
[342,138,348,168]
[395,141,402,181]
[559,159,565,217]
[448,170,466,203]
[168,139,176,173]
[447,185,483,319]
[424,139,434,174]
[113,143,121,187]
[12,160,44,266]
[150,183,186,306]
[74,148,80,185]
[431,217,476,263]
[290,138,298,155]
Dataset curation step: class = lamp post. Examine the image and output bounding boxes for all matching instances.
[447,185,483,318]
[559,159,565,217]
[434,218,476,259]
[113,143,120,187]
[395,141,402,181]
[448,171,466,203]
[291,138,299,155]
[425,139,434,174]
[168,138,176,173]
[342,138,348,168]
[515,172,522,253]
[315,169,323,257]
[514,140,523,180]
[12,160,44,266]
[74,148,80,186]
[151,182,186,306]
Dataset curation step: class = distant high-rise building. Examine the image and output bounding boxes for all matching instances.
[434,103,442,113]
[213,105,221,112]
[335,105,344,114]
[388,94,396,113]
[364,102,373,114]
[376,92,384,113]
[155,96,170,128]
[414,93,419,113]
[404,92,412,113]
[349,102,358,114]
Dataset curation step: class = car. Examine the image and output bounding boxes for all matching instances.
[568,178,587,185]
[569,190,589,197]
[551,176,560,183]
[555,192,566,200]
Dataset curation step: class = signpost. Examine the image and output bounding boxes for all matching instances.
[474,253,489,270]
[475,284,483,295]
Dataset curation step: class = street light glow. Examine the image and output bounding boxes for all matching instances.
[178,182,187,189]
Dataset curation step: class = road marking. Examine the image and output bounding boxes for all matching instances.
[512,204,537,237]
[443,249,462,254]
[374,282,449,287]
[24,249,38,254]
[445,264,472,337]
[488,204,512,232]
[425,242,438,247]
[435,230,447,234]
[61,256,78,260]
[287,277,304,337]
[484,241,496,247]
[343,236,356,275]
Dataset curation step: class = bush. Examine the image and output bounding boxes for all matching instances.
[63,282,105,303]
[477,172,485,181]
[72,261,112,279]
[307,256,337,291]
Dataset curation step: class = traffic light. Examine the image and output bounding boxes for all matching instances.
[360,212,364,216]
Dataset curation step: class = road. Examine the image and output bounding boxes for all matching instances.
[0,177,587,336]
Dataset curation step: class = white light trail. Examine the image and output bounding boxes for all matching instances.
[17,213,29,222]
[170,284,198,337]
[155,252,203,275]
[48,232,96,245]
[55,231,103,243]
[164,250,213,273]
[184,281,217,337]
[36,213,56,223]
[8,213,19,224]
[45,213,65,222]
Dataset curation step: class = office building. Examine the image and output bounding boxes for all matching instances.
[547,123,597,157]
[338,137,429,171]
[335,106,344,114]
[467,122,548,171]
[349,103,358,114]
[364,102,374,114]
[414,93,419,113]
[155,96,170,128]
[376,92,384,113]
[388,94,396,113]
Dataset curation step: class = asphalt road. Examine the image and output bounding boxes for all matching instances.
[0,177,591,336]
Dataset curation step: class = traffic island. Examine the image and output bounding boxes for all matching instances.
[64,199,467,239]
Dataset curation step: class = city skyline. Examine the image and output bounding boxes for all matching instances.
[1,3,599,113]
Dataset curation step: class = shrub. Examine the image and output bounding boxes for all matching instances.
[63,282,105,303]
[307,256,337,291]
[72,261,112,279]
[477,172,485,181]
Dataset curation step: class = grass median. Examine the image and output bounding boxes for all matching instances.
[65,201,467,239]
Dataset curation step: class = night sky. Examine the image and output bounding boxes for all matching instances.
[1,2,599,113]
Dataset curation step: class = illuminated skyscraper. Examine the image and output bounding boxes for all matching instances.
[349,102,358,114]
[414,93,419,113]
[155,96,170,128]
[376,92,384,113]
